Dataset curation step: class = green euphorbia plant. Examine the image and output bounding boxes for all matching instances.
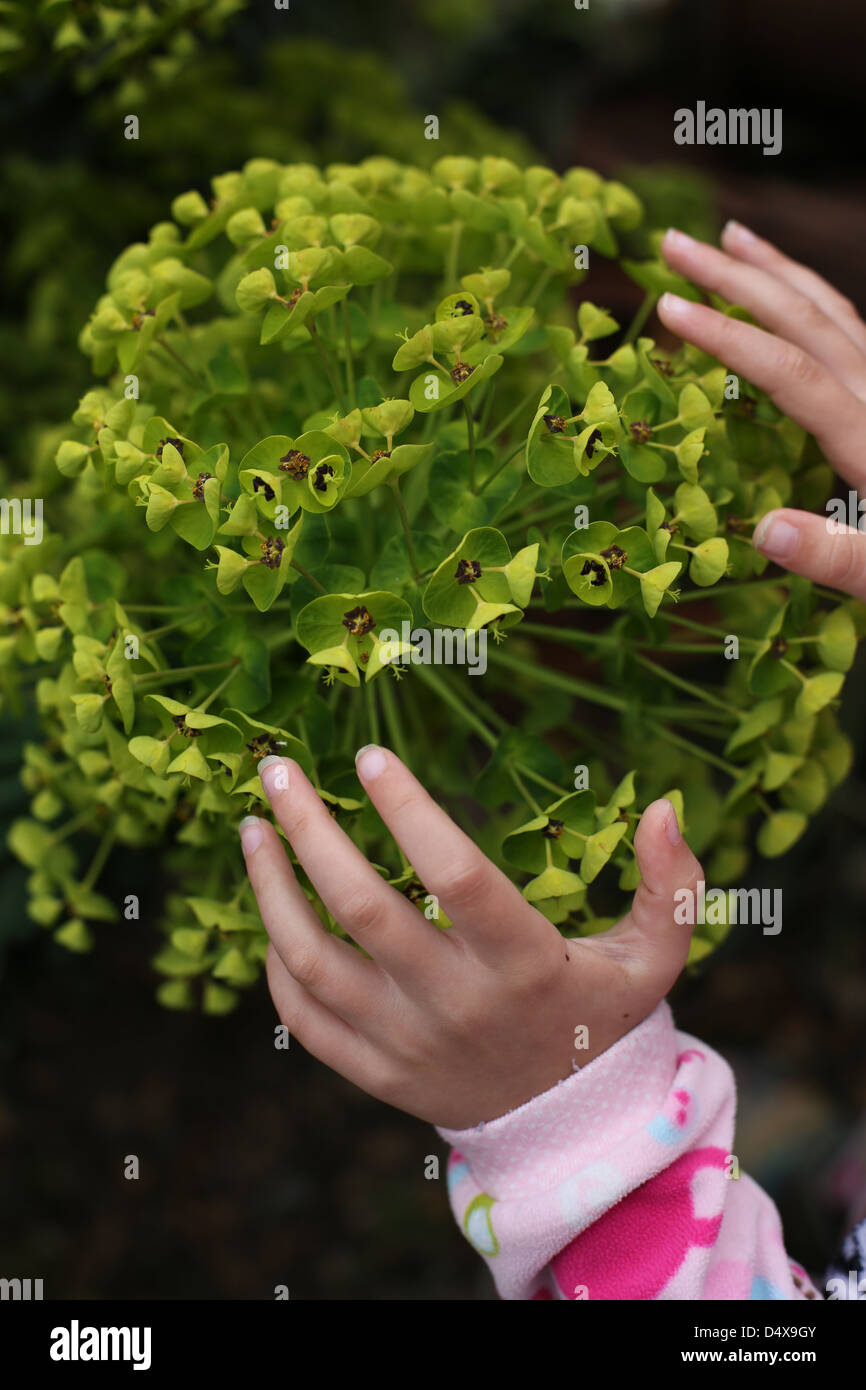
[2,154,858,1011]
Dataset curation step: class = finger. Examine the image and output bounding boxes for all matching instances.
[753,507,866,602]
[239,814,386,1025]
[661,228,866,400]
[656,293,866,486]
[354,744,544,958]
[609,798,703,992]
[721,221,866,356]
[265,943,389,1094]
[256,755,441,980]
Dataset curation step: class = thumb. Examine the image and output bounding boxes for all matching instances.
[613,797,704,989]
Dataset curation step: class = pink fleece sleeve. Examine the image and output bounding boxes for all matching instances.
[436,1002,820,1301]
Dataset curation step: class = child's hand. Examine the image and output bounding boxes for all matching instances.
[659,222,866,600]
[239,748,702,1130]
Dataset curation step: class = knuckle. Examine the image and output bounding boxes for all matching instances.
[779,345,822,388]
[286,941,326,991]
[828,533,866,593]
[795,294,826,334]
[443,855,487,912]
[441,992,484,1039]
[336,883,387,937]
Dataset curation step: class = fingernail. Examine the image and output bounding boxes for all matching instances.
[355,744,387,781]
[662,800,682,846]
[753,513,799,559]
[658,292,691,318]
[723,219,757,244]
[238,815,264,854]
[258,754,288,796]
[664,226,696,249]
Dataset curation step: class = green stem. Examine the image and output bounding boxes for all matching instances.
[477,440,524,495]
[445,219,463,288]
[478,379,497,436]
[634,653,738,715]
[364,678,381,747]
[389,477,421,581]
[677,576,789,603]
[464,400,477,491]
[341,298,356,408]
[487,647,628,713]
[81,832,116,891]
[648,720,739,777]
[133,660,236,685]
[379,674,411,768]
[308,322,347,412]
[155,335,202,385]
[480,382,546,449]
[506,761,544,816]
[290,559,327,594]
[413,663,497,749]
[525,265,554,307]
[519,620,621,650]
[624,291,655,345]
[199,665,240,712]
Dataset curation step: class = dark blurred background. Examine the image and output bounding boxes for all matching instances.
[1,0,866,1299]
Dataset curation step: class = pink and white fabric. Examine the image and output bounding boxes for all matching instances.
[436,1002,819,1301]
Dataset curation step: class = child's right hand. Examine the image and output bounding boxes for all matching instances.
[239,747,703,1131]
[659,222,866,599]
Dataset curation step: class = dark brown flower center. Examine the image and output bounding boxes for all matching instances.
[483,312,508,336]
[370,449,392,464]
[192,471,212,501]
[312,462,335,492]
[584,428,602,458]
[543,414,567,434]
[156,436,184,460]
[450,362,475,384]
[253,475,276,501]
[629,420,653,444]
[770,636,788,659]
[542,818,564,840]
[246,735,282,760]
[452,300,475,316]
[342,605,375,636]
[600,544,627,571]
[260,536,285,569]
[172,714,202,738]
[580,559,607,587]
[279,449,311,479]
[455,558,482,585]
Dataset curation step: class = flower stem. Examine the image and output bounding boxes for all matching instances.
[624,291,655,345]
[445,219,463,288]
[199,665,240,712]
[341,298,356,409]
[364,677,381,747]
[477,440,524,495]
[634,653,738,715]
[379,672,411,768]
[81,831,116,891]
[464,401,477,491]
[308,322,347,412]
[487,647,629,713]
[647,720,739,777]
[133,660,237,685]
[389,477,421,581]
[290,559,327,594]
[413,663,498,749]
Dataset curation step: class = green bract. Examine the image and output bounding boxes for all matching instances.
[3,155,857,1010]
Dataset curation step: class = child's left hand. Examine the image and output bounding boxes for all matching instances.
[239,747,703,1130]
